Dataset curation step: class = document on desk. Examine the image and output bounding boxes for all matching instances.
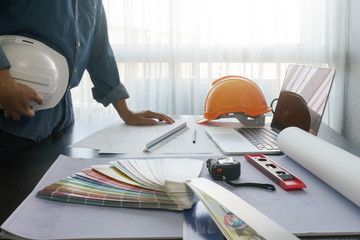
[185,178,299,240]
[70,120,218,154]
[0,155,196,240]
[2,154,298,240]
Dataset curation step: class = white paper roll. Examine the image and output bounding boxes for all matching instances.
[277,127,360,207]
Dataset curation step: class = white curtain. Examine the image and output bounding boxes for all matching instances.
[72,0,348,133]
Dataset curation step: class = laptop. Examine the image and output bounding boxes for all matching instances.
[205,64,336,155]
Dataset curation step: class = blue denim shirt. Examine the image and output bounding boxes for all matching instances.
[0,0,129,141]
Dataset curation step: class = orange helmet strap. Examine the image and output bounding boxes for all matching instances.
[217,112,266,127]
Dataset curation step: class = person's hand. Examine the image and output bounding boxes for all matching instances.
[0,68,44,120]
[113,98,175,125]
[122,110,175,125]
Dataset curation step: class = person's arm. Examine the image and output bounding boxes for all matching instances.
[0,68,44,120]
[113,98,174,125]
[86,2,174,125]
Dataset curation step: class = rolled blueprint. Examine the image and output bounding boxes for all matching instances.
[277,127,360,207]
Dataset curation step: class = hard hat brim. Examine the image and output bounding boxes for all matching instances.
[195,116,212,124]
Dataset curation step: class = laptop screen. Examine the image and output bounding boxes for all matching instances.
[270,64,336,135]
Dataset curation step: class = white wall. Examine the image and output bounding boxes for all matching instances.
[344,0,360,147]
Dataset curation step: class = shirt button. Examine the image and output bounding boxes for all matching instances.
[74,67,77,73]
[77,42,81,47]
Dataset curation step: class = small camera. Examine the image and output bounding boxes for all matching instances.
[206,157,241,180]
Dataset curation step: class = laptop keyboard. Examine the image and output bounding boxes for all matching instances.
[235,127,279,151]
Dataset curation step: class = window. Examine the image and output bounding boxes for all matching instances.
[72,0,348,132]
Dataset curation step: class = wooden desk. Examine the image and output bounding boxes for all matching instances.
[1,113,359,240]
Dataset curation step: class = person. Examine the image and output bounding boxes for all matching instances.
[0,0,174,151]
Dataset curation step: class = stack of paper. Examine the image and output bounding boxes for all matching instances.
[70,121,192,154]
[186,178,299,240]
[37,158,204,211]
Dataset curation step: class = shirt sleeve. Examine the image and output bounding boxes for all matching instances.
[86,1,129,107]
[0,46,11,69]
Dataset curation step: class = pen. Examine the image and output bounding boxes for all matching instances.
[193,130,197,144]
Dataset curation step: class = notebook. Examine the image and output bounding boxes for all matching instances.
[205,64,336,155]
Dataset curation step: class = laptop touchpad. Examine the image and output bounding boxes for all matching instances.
[206,127,247,142]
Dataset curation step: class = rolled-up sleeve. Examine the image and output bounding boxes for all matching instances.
[86,1,129,107]
[0,46,11,69]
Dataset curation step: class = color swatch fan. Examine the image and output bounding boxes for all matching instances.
[37,158,204,210]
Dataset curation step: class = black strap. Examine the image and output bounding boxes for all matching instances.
[270,98,279,114]
[222,176,276,191]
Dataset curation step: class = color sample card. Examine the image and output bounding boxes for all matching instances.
[37,158,204,211]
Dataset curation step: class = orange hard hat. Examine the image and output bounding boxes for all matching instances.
[196,75,271,124]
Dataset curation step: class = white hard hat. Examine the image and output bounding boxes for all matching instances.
[0,35,69,110]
